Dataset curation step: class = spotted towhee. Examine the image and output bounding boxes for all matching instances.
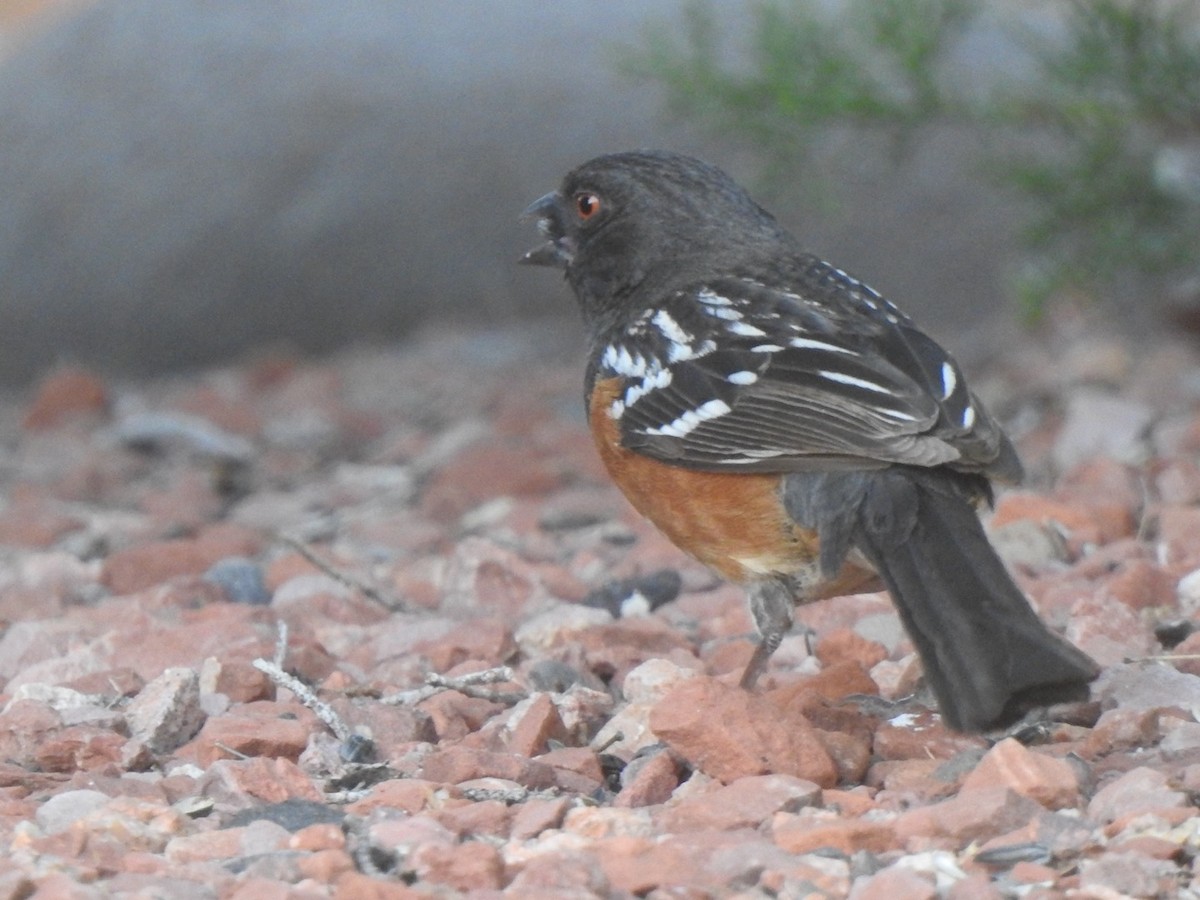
[521,150,1098,733]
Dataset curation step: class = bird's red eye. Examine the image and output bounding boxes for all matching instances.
[575,192,602,220]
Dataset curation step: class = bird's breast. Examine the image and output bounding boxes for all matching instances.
[588,376,877,598]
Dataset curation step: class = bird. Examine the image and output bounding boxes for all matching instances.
[520,150,1099,733]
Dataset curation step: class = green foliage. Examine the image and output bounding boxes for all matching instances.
[622,0,1200,315]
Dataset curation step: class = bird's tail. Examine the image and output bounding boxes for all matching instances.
[850,468,1099,732]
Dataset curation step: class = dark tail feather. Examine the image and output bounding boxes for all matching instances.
[853,470,1099,733]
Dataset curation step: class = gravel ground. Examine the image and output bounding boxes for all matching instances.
[0,312,1199,899]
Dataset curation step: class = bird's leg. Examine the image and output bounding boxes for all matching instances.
[740,578,795,689]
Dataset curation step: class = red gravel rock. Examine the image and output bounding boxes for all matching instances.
[0,699,67,768]
[992,491,1135,547]
[413,617,516,674]
[537,746,605,794]
[772,813,898,856]
[101,525,263,595]
[592,657,701,759]
[505,849,612,896]
[420,442,570,523]
[1067,590,1157,666]
[656,774,821,833]
[198,658,274,704]
[333,872,427,899]
[605,829,796,895]
[818,727,873,784]
[1155,504,1200,569]
[1079,851,1179,898]
[815,628,889,670]
[0,492,86,549]
[344,779,443,817]
[849,864,937,900]
[501,692,569,757]
[419,746,558,789]
[960,738,1083,810]
[1099,558,1177,612]
[289,822,345,852]
[1080,707,1164,758]
[35,725,127,774]
[893,787,1044,848]
[1086,767,1189,824]
[510,796,573,840]
[366,812,456,856]
[572,617,700,687]
[767,659,881,712]
[407,839,506,891]
[873,711,987,761]
[429,799,514,840]
[416,691,503,743]
[22,367,110,431]
[649,675,838,787]
[199,757,323,808]
[328,697,436,756]
[614,746,684,808]
[181,700,318,767]
[296,848,356,885]
[166,819,289,864]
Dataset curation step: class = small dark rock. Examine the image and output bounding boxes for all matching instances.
[583,569,682,617]
[224,798,344,832]
[204,556,271,605]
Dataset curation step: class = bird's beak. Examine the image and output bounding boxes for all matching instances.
[519,191,572,268]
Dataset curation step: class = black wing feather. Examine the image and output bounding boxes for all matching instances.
[597,274,1021,481]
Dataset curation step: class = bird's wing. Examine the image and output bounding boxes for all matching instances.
[592,270,1020,480]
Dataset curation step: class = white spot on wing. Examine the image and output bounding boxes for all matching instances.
[727,371,759,385]
[697,289,732,306]
[644,399,732,437]
[623,366,672,406]
[789,337,851,353]
[751,344,785,353]
[940,361,958,400]
[817,370,891,394]
[727,321,767,337]
[602,343,654,378]
[669,338,716,362]
[652,309,693,347]
[962,405,976,429]
[878,407,920,422]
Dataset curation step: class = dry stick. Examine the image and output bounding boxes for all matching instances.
[382,665,528,707]
[1126,653,1200,663]
[278,532,404,611]
[252,657,353,744]
[273,620,289,668]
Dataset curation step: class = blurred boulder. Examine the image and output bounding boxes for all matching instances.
[0,0,681,382]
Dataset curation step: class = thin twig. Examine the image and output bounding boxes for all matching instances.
[323,788,376,805]
[460,786,563,803]
[214,741,250,760]
[381,665,529,707]
[426,666,528,703]
[279,532,405,611]
[253,657,353,743]
[273,620,289,668]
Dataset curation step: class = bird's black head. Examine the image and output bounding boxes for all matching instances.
[521,151,796,334]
